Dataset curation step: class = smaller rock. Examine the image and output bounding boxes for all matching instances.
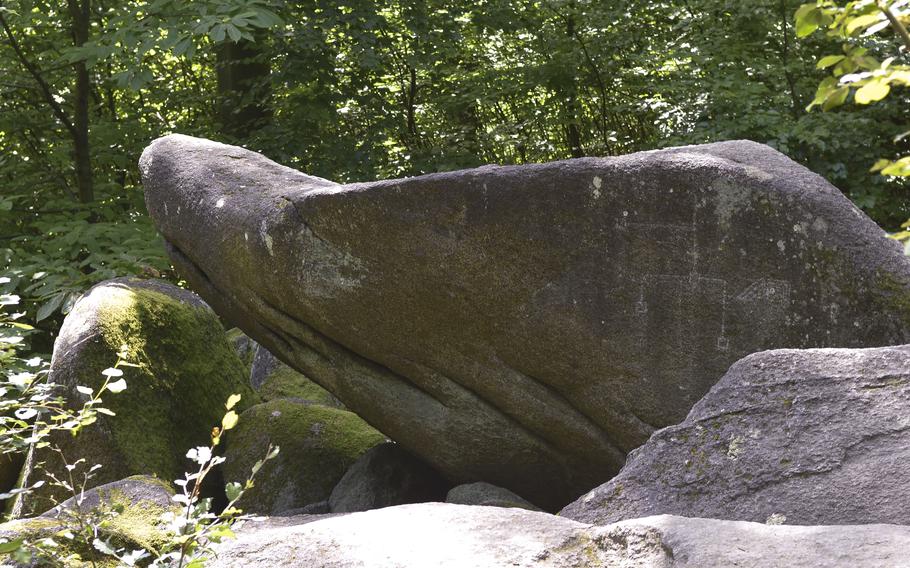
[329,442,450,513]
[250,345,343,407]
[446,482,540,511]
[561,345,910,526]
[39,475,174,519]
[223,399,385,515]
[1,475,175,564]
[275,501,331,516]
[227,327,258,375]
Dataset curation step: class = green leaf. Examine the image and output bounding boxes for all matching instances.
[225,481,242,501]
[106,378,127,393]
[225,393,241,410]
[854,79,890,104]
[846,14,882,35]
[822,86,849,110]
[795,5,820,38]
[210,24,227,43]
[221,410,239,431]
[871,158,892,172]
[0,539,23,554]
[816,55,845,69]
[226,24,242,43]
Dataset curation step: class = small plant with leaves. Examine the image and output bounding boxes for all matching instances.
[150,394,279,568]
[796,0,910,248]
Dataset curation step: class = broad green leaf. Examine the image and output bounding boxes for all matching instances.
[225,393,241,410]
[225,481,242,501]
[871,158,892,172]
[106,378,127,393]
[854,79,890,104]
[221,410,239,431]
[795,5,820,37]
[0,539,23,554]
[816,55,844,69]
[822,86,849,110]
[846,14,882,35]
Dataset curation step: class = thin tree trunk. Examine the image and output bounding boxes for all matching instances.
[68,0,94,203]
[216,38,272,139]
[565,13,584,158]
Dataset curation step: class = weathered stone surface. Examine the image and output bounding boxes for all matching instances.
[14,277,255,517]
[39,475,174,519]
[223,399,384,515]
[2,475,175,565]
[446,482,540,511]
[328,442,449,513]
[562,345,910,526]
[141,134,910,509]
[227,327,258,375]
[210,504,910,568]
[249,344,342,406]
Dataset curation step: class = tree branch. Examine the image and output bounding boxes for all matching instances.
[0,11,78,138]
[879,1,910,53]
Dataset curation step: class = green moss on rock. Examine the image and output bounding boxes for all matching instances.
[258,364,340,406]
[18,278,257,516]
[1,475,175,566]
[223,399,385,515]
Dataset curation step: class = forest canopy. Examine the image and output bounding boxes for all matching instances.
[1,0,909,343]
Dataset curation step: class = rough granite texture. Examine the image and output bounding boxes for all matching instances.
[223,399,385,515]
[328,442,450,513]
[14,277,255,517]
[250,344,343,406]
[141,134,910,509]
[209,503,910,567]
[561,345,910,526]
[446,481,541,511]
[1,475,176,567]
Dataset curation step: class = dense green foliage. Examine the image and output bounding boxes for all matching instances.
[1,0,909,340]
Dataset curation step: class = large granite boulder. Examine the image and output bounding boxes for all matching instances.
[209,504,910,567]
[562,345,910,525]
[14,277,255,516]
[141,134,910,509]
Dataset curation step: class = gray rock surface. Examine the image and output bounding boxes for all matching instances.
[329,442,449,513]
[249,343,343,406]
[562,345,910,526]
[210,503,910,567]
[446,482,540,510]
[223,398,385,515]
[39,475,174,519]
[141,134,910,509]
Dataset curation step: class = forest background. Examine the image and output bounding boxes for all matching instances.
[1,0,909,353]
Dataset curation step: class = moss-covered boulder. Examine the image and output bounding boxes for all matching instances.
[223,399,385,515]
[250,346,343,407]
[14,278,256,517]
[1,475,175,567]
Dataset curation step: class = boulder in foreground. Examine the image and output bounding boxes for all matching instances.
[141,135,910,509]
[561,345,910,525]
[209,503,910,567]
